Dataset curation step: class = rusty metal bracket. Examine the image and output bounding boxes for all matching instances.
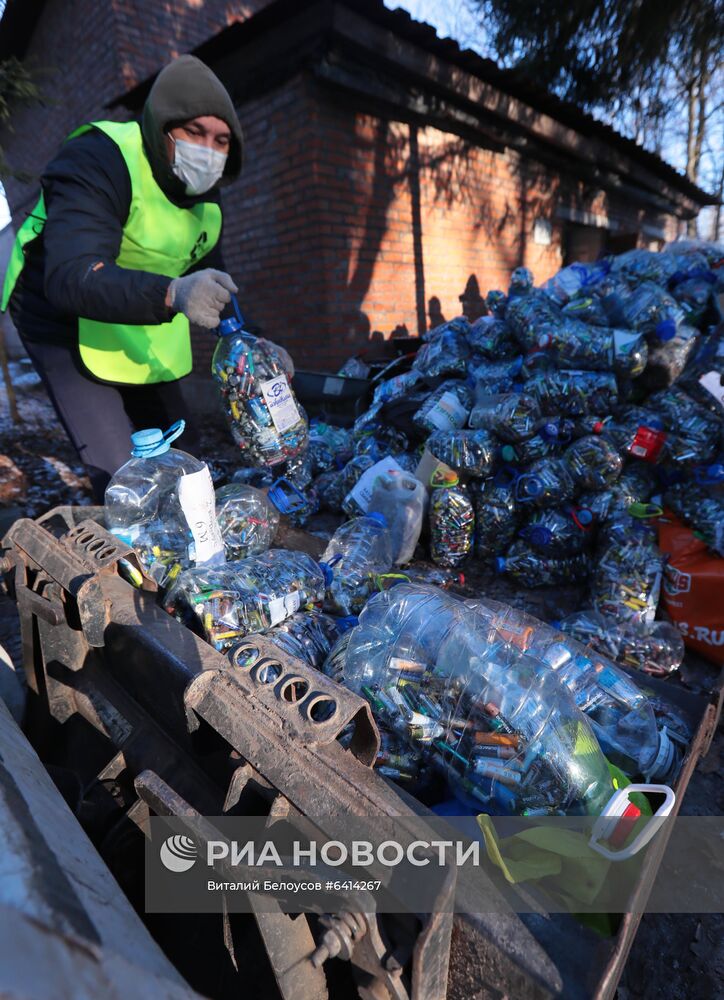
[2,514,154,647]
[225,635,380,766]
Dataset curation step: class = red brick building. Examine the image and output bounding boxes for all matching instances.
[0,0,715,371]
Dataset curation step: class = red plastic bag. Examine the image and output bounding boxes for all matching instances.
[658,512,724,665]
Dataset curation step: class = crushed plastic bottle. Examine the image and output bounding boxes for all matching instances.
[508,266,535,298]
[524,370,618,416]
[564,435,624,489]
[519,505,594,556]
[514,457,577,507]
[619,281,685,341]
[561,295,610,327]
[557,610,685,678]
[496,540,590,587]
[413,381,473,435]
[467,355,524,392]
[541,261,609,306]
[497,421,565,466]
[470,476,520,558]
[412,326,470,378]
[166,549,328,650]
[534,322,648,377]
[422,316,471,344]
[427,428,496,478]
[215,483,280,561]
[469,598,677,779]
[212,301,308,467]
[105,422,224,588]
[429,472,475,567]
[308,420,352,474]
[592,409,668,463]
[467,316,518,357]
[372,368,423,407]
[469,391,542,441]
[368,471,426,564]
[505,291,562,348]
[591,519,663,626]
[339,455,376,516]
[329,584,615,815]
[638,324,700,392]
[321,514,394,615]
[259,610,345,669]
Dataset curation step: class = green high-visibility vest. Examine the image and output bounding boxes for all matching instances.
[1,120,222,384]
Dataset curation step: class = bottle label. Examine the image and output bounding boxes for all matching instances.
[427,391,469,430]
[260,374,301,432]
[268,590,301,626]
[348,456,406,513]
[177,466,225,565]
[698,370,724,411]
[613,329,643,358]
[629,425,667,461]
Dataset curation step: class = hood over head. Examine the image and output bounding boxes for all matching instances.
[141,55,243,202]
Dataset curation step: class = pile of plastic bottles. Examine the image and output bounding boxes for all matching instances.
[102,243,722,821]
[165,549,329,650]
[296,239,722,680]
[323,585,679,814]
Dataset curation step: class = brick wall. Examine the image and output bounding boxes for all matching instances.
[194,72,327,373]
[111,0,269,89]
[203,73,679,373]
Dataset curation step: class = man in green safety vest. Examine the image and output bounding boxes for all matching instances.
[1,55,244,499]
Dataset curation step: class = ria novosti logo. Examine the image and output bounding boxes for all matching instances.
[160,835,198,873]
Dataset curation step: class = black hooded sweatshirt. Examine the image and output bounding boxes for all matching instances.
[8,55,243,345]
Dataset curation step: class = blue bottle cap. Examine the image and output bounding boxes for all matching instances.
[494,557,506,573]
[516,475,541,499]
[218,316,243,337]
[655,318,677,342]
[701,463,724,483]
[540,422,558,441]
[576,508,593,526]
[529,526,552,548]
[335,615,358,632]
[367,512,388,529]
[130,421,184,458]
[647,418,665,431]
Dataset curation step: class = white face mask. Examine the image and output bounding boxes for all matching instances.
[169,136,227,195]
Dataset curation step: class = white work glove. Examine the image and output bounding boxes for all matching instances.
[168,269,238,329]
